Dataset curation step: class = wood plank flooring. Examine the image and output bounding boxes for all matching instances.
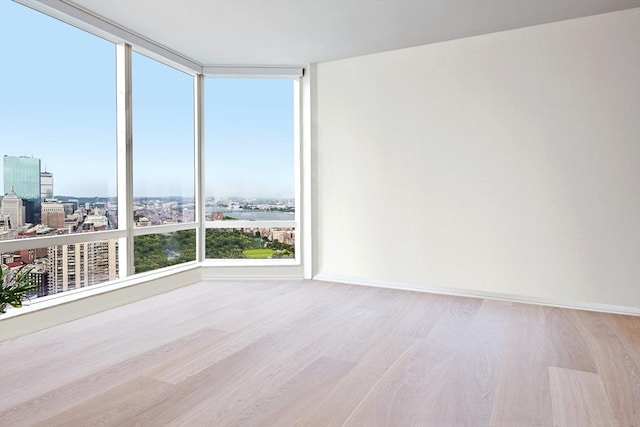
[0,279,638,426]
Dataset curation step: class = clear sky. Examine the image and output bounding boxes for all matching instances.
[0,1,294,199]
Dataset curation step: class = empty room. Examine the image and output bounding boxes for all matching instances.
[0,0,639,425]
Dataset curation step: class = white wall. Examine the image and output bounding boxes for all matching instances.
[314,8,640,312]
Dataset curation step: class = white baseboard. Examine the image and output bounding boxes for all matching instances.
[313,274,640,316]
[3,268,635,342]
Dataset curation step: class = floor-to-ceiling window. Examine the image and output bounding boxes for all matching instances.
[0,0,119,296]
[204,78,298,262]
[131,52,196,274]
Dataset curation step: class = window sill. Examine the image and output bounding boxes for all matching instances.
[0,262,200,321]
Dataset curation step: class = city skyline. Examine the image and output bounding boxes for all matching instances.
[0,1,295,199]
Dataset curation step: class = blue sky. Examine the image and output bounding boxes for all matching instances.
[0,1,294,199]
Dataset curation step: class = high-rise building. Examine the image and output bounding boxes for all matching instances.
[0,189,25,229]
[3,155,41,224]
[41,199,65,229]
[47,240,118,294]
[40,171,54,201]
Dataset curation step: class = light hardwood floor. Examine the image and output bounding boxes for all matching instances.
[0,280,638,426]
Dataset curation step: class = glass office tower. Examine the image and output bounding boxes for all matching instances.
[3,155,41,224]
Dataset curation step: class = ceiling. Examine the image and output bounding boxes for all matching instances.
[68,0,640,66]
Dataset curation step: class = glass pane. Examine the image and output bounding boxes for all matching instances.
[204,79,295,222]
[1,239,119,298]
[134,230,196,274]
[206,227,295,259]
[0,2,116,239]
[132,53,194,226]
